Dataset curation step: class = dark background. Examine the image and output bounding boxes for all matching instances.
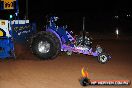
[0,0,132,35]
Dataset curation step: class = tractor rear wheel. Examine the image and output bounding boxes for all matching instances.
[31,32,61,60]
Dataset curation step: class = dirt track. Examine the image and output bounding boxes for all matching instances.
[0,39,132,88]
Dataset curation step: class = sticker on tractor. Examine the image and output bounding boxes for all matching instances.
[1,21,5,25]
[12,23,36,43]
[0,30,3,36]
[0,28,6,37]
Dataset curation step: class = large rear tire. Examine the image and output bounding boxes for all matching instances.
[31,31,61,60]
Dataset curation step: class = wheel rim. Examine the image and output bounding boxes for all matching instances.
[38,41,50,53]
[99,55,108,63]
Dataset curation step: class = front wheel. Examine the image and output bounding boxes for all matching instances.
[98,53,109,64]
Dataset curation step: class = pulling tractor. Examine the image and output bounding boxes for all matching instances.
[31,16,111,64]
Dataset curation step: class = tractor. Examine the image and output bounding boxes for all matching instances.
[0,19,36,59]
[31,16,111,64]
[0,20,15,59]
[0,0,36,59]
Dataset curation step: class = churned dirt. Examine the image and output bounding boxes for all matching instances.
[0,39,132,88]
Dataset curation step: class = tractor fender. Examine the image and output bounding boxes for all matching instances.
[46,28,62,48]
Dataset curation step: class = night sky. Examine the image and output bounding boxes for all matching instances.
[1,0,132,34]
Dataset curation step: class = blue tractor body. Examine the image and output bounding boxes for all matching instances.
[46,16,74,45]
[0,20,36,59]
[0,37,14,59]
